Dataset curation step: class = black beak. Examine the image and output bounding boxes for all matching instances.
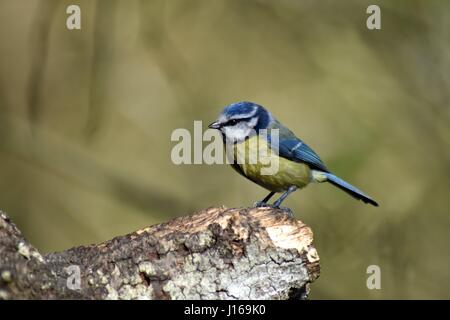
[208,121,221,129]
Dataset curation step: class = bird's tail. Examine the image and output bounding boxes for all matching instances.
[312,171,378,207]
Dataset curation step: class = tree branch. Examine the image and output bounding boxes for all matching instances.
[0,207,320,300]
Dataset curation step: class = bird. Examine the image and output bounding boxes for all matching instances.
[208,101,378,210]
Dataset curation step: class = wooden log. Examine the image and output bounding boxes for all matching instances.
[0,207,319,300]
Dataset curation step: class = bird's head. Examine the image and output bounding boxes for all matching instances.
[208,101,272,143]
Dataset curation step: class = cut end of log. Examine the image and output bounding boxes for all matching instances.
[0,207,320,300]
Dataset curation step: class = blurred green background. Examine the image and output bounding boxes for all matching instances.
[0,0,449,299]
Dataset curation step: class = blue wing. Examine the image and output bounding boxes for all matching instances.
[278,138,329,172]
[266,121,329,172]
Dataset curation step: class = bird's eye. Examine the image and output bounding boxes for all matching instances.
[227,119,239,126]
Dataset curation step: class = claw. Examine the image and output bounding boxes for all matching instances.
[252,202,294,218]
[252,201,271,208]
[273,206,294,218]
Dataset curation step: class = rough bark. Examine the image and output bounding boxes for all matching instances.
[0,207,320,300]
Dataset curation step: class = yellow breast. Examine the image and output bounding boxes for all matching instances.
[231,135,312,192]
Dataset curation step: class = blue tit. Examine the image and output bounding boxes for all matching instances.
[208,101,378,208]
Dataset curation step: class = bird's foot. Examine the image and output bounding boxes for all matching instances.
[252,202,294,218]
[274,206,294,218]
[252,201,272,208]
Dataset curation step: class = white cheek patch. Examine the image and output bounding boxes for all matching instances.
[222,117,258,143]
[222,124,250,143]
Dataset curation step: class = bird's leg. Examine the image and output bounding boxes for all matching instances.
[262,191,276,203]
[252,191,276,208]
[272,186,298,208]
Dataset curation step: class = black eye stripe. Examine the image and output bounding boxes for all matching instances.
[224,117,252,126]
